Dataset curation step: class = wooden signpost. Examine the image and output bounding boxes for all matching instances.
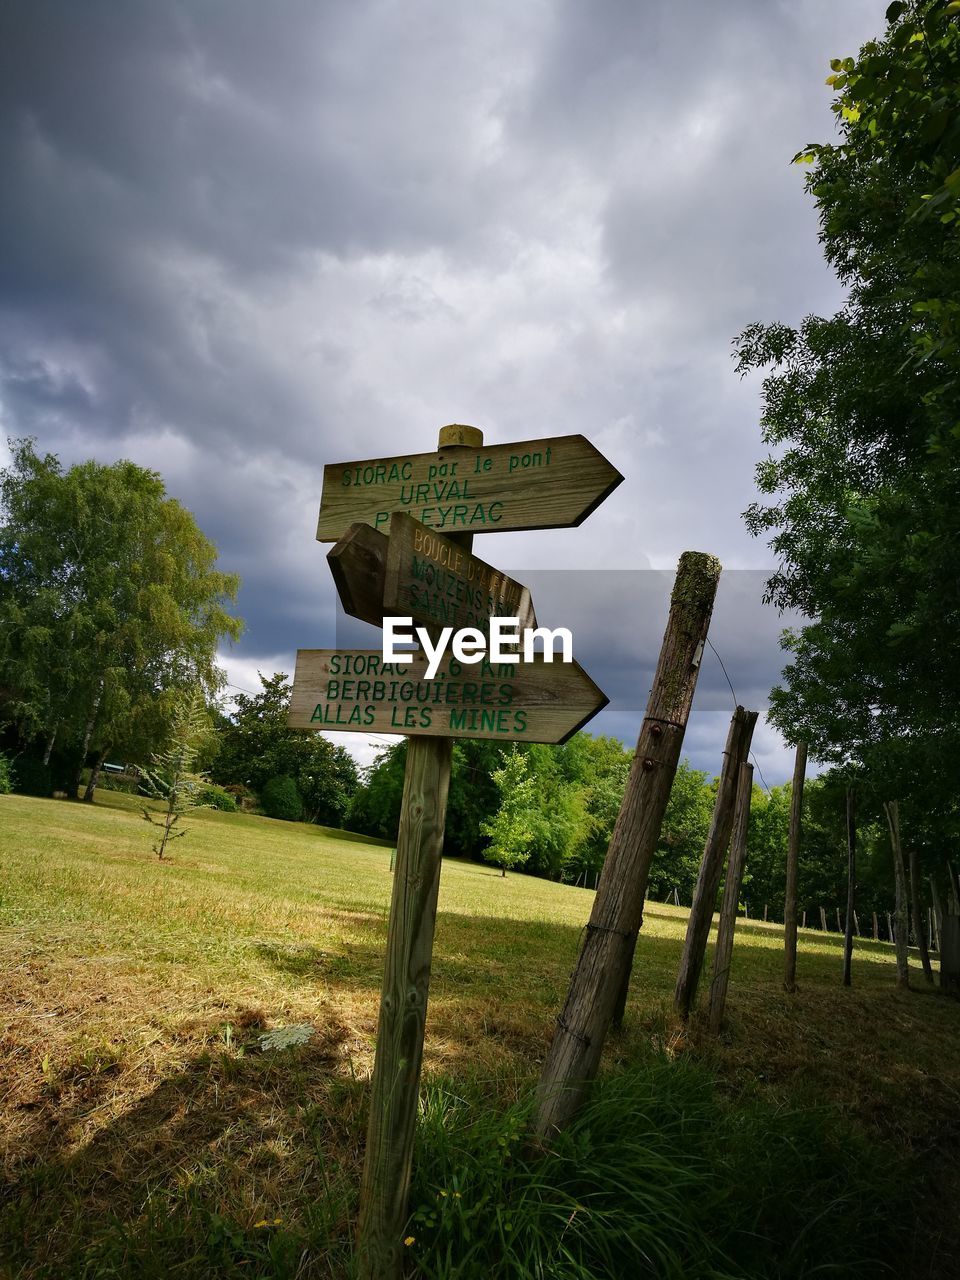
[327,513,537,633]
[291,423,618,1280]
[316,432,623,541]
[289,648,606,744]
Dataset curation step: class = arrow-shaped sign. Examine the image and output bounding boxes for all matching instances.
[317,433,623,543]
[289,648,608,744]
[328,514,537,634]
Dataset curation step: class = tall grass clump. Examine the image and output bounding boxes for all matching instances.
[407,1055,911,1280]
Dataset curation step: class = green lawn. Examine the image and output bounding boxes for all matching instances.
[2,791,959,1277]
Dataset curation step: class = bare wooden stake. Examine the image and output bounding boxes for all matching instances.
[707,762,753,1033]
[887,911,894,943]
[802,910,807,929]
[820,906,828,932]
[843,789,856,987]
[883,801,910,989]
[930,877,944,953]
[763,903,768,922]
[872,911,878,941]
[673,886,680,906]
[533,551,721,1138]
[783,741,806,992]
[674,707,758,1019]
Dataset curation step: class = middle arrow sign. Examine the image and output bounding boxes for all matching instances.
[328,512,537,633]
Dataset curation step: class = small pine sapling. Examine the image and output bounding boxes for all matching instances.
[141,688,211,859]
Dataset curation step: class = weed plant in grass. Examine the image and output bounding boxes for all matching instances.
[408,1057,910,1280]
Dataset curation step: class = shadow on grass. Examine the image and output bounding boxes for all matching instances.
[2,1008,360,1279]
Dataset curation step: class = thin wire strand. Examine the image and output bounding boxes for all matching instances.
[705,636,772,795]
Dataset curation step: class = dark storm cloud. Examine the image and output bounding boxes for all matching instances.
[0,0,883,780]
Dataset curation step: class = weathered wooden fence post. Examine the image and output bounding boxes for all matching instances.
[533,551,721,1138]
[872,911,879,941]
[930,877,943,953]
[707,761,753,1032]
[883,801,910,988]
[843,788,856,987]
[674,706,757,1019]
[820,906,828,932]
[783,741,806,993]
[356,424,480,1280]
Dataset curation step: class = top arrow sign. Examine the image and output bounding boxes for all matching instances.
[316,434,623,543]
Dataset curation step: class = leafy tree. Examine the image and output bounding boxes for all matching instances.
[140,688,212,860]
[734,1,960,842]
[213,672,358,825]
[480,749,537,877]
[261,775,304,822]
[0,439,242,798]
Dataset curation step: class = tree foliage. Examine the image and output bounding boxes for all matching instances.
[734,1,960,833]
[213,672,359,826]
[140,687,212,860]
[0,439,241,796]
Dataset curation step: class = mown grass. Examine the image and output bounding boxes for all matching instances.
[2,791,959,1278]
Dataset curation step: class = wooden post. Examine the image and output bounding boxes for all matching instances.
[783,743,806,992]
[763,903,768,922]
[883,801,910,988]
[930,877,943,953]
[533,551,721,1138]
[948,861,960,917]
[674,707,758,1019]
[887,911,894,943]
[356,424,481,1280]
[872,911,879,941]
[802,910,807,929]
[843,788,856,987]
[940,915,960,994]
[820,906,828,932]
[836,907,843,933]
[707,762,753,1033]
[673,887,680,906]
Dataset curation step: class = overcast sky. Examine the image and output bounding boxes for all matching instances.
[0,1,885,782]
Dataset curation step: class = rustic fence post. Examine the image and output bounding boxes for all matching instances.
[836,907,843,933]
[783,741,806,992]
[820,906,828,932]
[883,801,910,988]
[843,788,856,987]
[674,706,758,1019]
[533,551,721,1138]
[707,761,753,1033]
[356,424,481,1279]
[872,911,879,941]
[930,877,943,953]
[802,910,807,929]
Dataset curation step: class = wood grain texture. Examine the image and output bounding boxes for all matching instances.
[884,800,910,988]
[356,734,452,1279]
[707,762,753,1033]
[674,706,757,1019]
[316,434,623,542]
[384,512,536,633]
[783,741,807,993]
[327,522,390,629]
[288,648,608,745]
[532,551,721,1139]
[843,789,856,987]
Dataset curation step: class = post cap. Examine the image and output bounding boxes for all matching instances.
[438,423,483,449]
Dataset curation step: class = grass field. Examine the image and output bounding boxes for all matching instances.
[2,791,960,1277]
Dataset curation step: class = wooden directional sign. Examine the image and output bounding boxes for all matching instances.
[328,513,536,633]
[317,434,623,542]
[289,648,608,744]
[385,513,536,632]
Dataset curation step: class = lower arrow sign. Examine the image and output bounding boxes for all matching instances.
[288,648,608,744]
